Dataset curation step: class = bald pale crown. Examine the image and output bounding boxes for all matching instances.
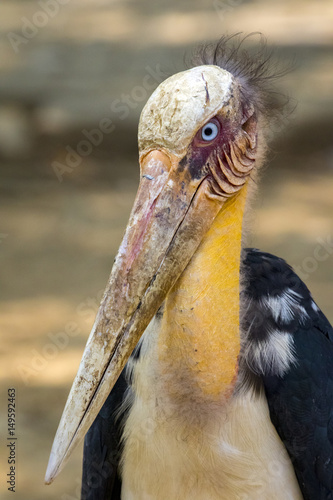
[138,65,241,155]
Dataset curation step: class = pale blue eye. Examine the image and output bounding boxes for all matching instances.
[201,122,219,141]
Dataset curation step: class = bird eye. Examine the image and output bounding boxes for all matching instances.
[201,121,219,141]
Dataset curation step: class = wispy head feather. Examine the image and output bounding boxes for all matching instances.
[190,33,294,128]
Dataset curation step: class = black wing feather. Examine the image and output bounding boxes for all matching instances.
[81,370,129,500]
[242,248,333,500]
[81,248,332,499]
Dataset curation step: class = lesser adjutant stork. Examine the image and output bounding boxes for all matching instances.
[45,36,333,500]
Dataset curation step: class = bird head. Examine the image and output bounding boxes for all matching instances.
[45,37,283,484]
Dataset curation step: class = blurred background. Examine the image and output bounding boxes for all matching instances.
[0,0,332,498]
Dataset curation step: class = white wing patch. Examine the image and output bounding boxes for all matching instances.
[311,300,320,312]
[261,289,309,324]
[246,330,296,376]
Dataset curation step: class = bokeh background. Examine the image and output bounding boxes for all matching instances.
[0,0,332,498]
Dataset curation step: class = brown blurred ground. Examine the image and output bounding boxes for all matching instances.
[0,1,332,499]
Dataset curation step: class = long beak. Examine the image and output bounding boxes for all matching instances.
[45,149,223,484]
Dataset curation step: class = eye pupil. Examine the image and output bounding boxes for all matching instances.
[201,121,219,141]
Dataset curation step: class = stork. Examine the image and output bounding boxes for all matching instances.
[45,36,333,500]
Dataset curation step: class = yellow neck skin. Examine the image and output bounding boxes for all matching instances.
[158,186,248,401]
